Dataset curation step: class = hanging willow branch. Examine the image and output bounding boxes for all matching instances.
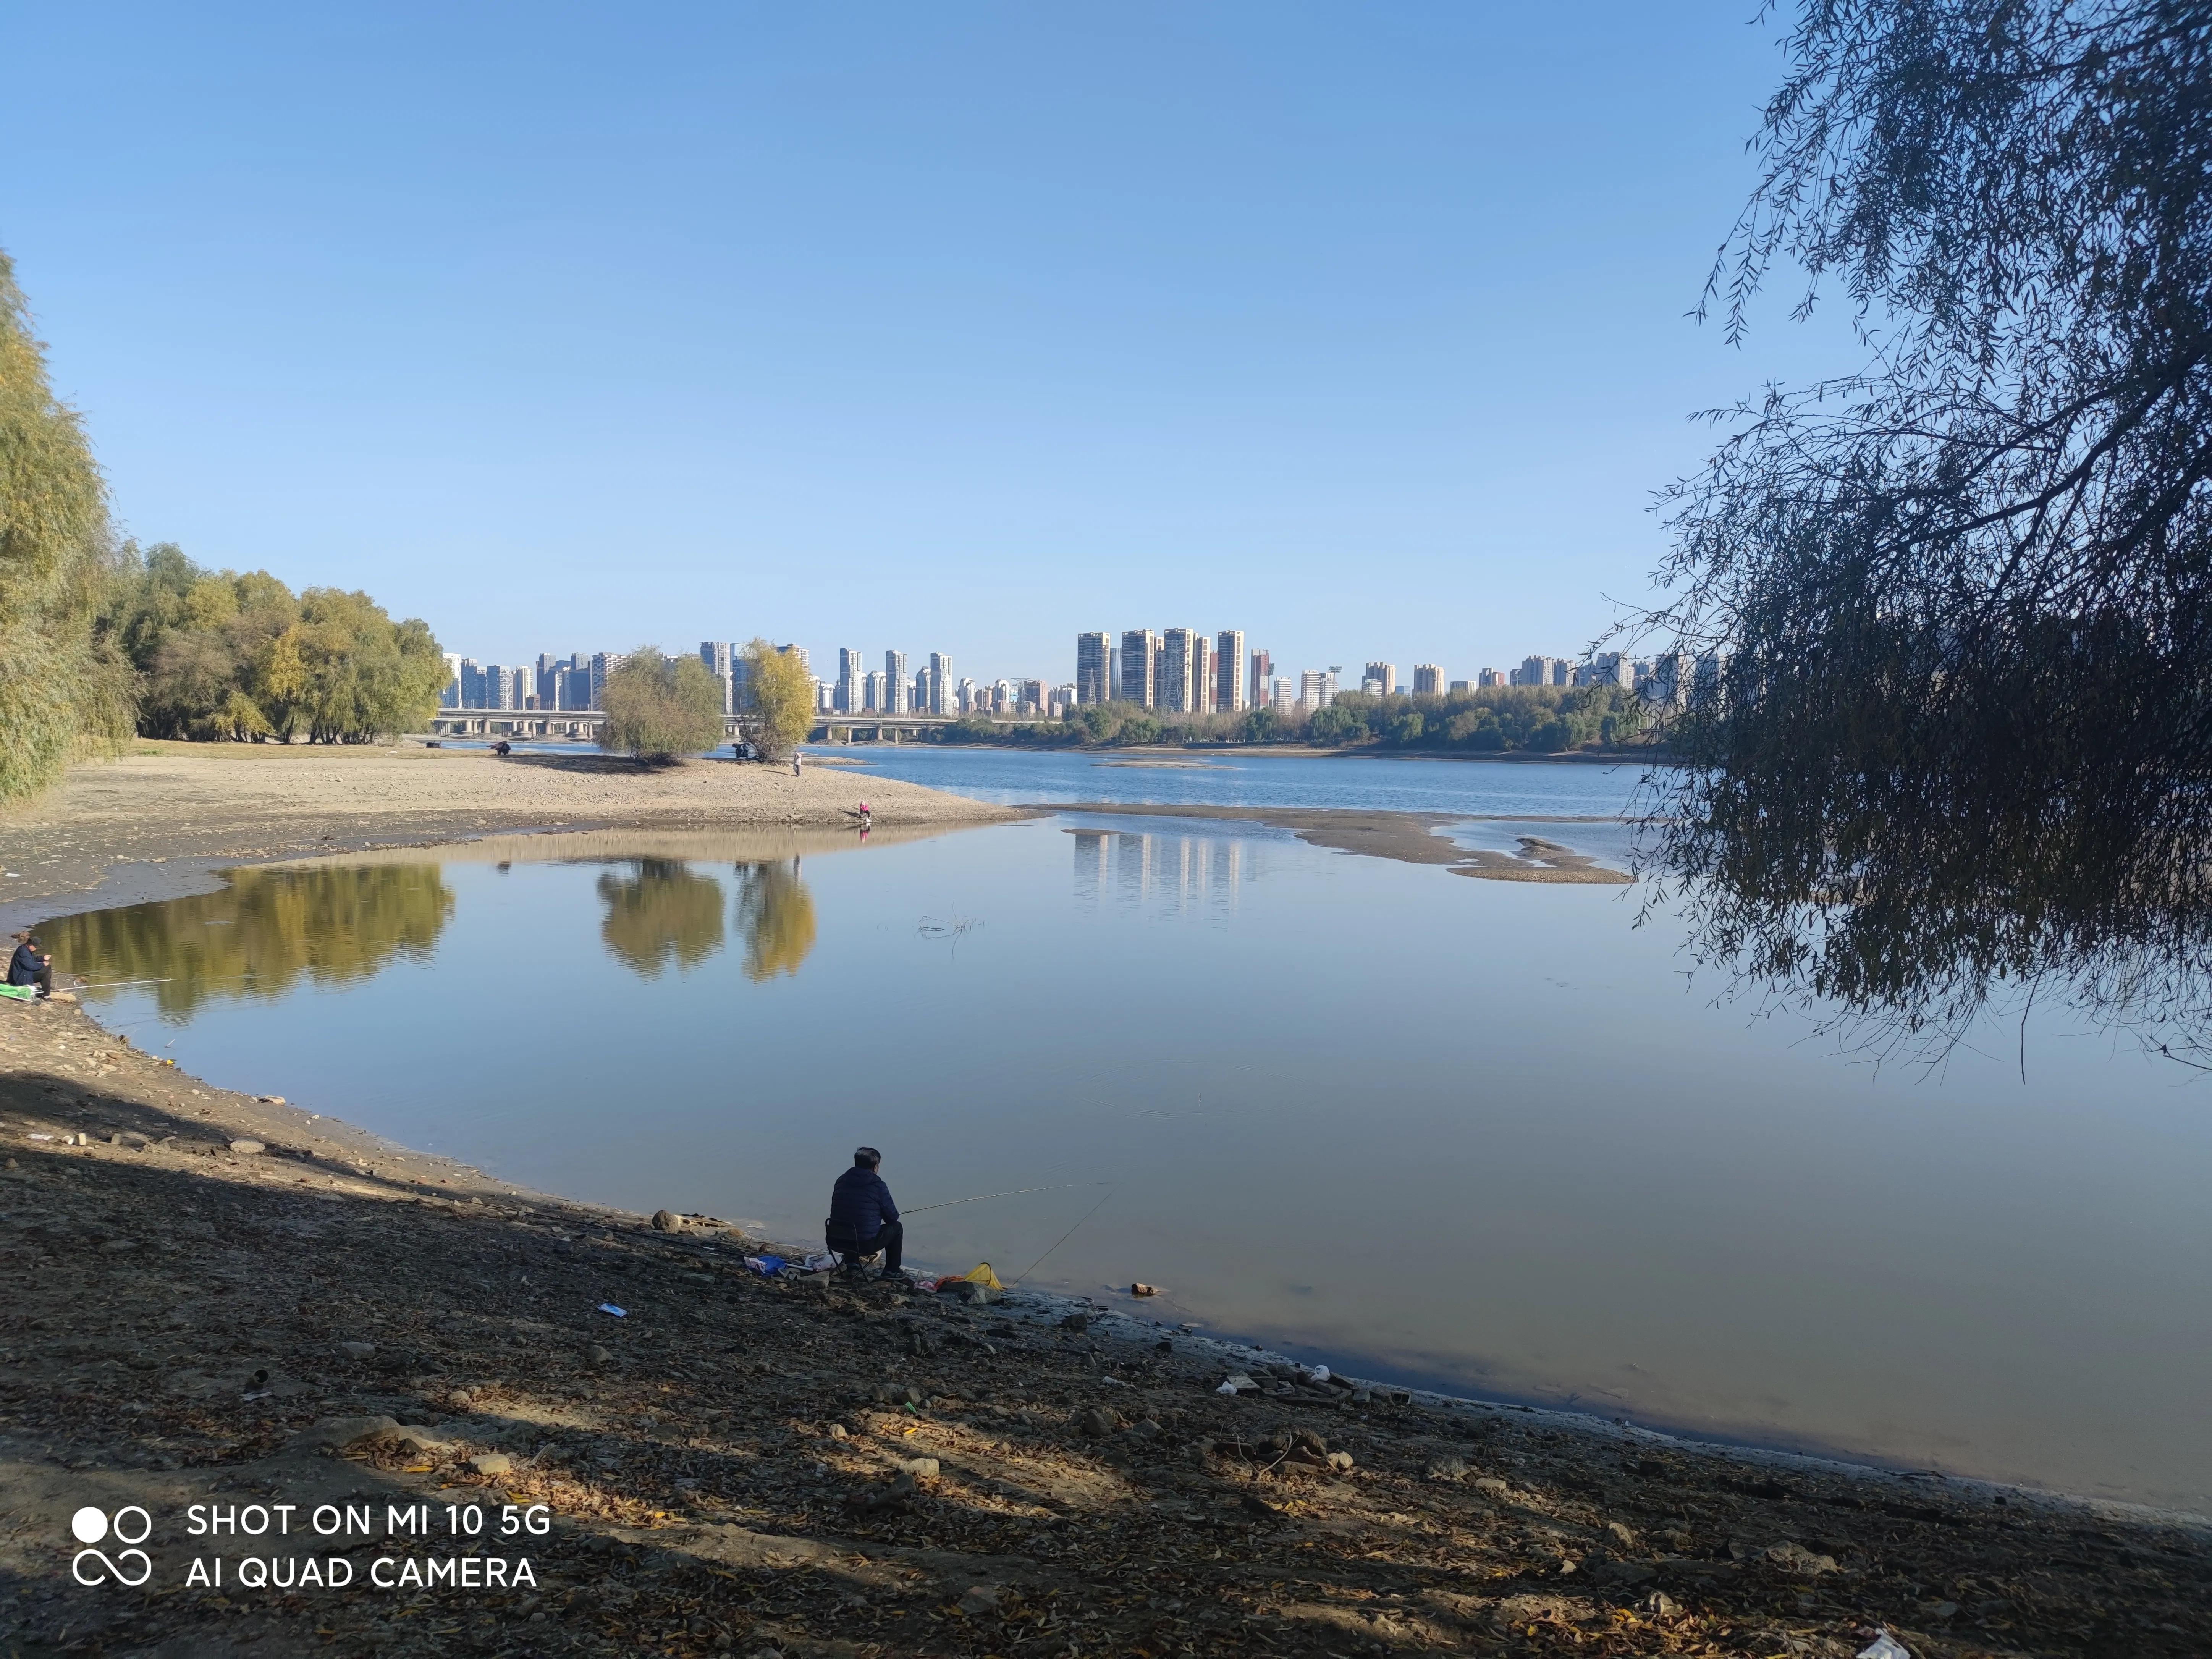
[1636,2,2212,1059]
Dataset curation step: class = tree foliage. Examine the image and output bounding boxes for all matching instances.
[740,638,813,761]
[112,543,447,742]
[1644,1,2212,1053]
[929,686,1644,754]
[599,646,725,763]
[0,249,134,804]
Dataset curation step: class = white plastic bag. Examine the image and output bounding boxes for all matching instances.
[1857,1632,1912,1659]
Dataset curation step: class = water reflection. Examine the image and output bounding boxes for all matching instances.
[597,861,726,977]
[1073,826,1248,918]
[46,865,453,1015]
[734,859,815,981]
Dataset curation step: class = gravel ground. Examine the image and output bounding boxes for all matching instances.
[3,994,2208,1659]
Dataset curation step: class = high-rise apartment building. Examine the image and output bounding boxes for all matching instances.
[1161,629,1204,713]
[836,648,862,715]
[1075,632,1111,705]
[441,654,461,708]
[1412,663,1442,696]
[925,652,953,716]
[1270,678,1294,714]
[1248,648,1272,710]
[1214,631,1246,712]
[700,641,736,714]
[884,650,908,715]
[590,651,627,708]
[1574,652,1632,689]
[1361,662,1397,697]
[863,670,888,713]
[1514,655,1557,688]
[1477,667,1507,689]
[1119,630,1159,708]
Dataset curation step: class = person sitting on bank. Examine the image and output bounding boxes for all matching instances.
[6,933,54,997]
[826,1146,903,1286]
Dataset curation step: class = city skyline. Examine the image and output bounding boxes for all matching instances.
[435,626,1652,716]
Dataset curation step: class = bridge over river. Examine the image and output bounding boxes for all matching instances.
[425,711,1041,743]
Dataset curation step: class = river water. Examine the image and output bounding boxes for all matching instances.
[49,751,2212,1515]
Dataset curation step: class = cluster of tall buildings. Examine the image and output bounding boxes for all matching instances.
[826,648,1076,720]
[1074,631,1457,718]
[1076,629,1266,712]
[1069,635,1710,716]
[443,651,622,711]
[441,643,811,714]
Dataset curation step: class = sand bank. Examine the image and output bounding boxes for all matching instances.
[0,741,1015,932]
[1045,802,1635,882]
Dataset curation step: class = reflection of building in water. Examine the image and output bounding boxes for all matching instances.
[1072,831,1109,907]
[1076,827,1246,918]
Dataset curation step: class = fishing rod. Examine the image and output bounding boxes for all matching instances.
[71,978,175,991]
[904,1181,1105,1215]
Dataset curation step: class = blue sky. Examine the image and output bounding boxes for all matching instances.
[2,3,1857,685]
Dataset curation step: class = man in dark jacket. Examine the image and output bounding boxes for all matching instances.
[827,1146,903,1284]
[6,933,53,996]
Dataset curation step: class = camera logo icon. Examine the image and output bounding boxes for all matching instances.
[70,1506,153,1586]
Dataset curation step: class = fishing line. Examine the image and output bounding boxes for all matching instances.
[905,1181,1104,1214]
[1009,1186,1116,1286]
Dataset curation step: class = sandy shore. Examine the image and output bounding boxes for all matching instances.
[3,992,2207,1657]
[1046,802,1635,883]
[0,741,1014,932]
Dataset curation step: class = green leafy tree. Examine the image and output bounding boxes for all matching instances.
[740,638,812,761]
[1308,702,1371,747]
[600,646,725,763]
[0,250,133,803]
[113,548,440,742]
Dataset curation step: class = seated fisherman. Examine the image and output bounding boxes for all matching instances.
[6,933,53,997]
[826,1146,904,1285]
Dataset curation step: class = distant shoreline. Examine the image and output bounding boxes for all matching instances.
[842,740,1667,766]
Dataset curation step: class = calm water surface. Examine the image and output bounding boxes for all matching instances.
[50,755,2212,1515]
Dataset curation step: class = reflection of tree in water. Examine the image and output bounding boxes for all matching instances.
[734,859,815,981]
[47,866,454,1015]
[596,860,726,977]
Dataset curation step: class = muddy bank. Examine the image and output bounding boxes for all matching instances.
[0,743,1015,934]
[1045,803,1635,883]
[3,993,2207,1657]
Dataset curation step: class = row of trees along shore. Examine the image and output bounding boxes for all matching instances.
[928,683,1649,754]
[1,249,448,804]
